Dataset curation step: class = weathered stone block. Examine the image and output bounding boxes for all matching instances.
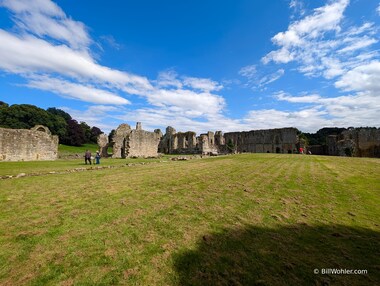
[0,125,58,161]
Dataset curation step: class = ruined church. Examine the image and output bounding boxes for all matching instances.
[0,122,378,162]
[101,123,302,158]
[102,123,380,158]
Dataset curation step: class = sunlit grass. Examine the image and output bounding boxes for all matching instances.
[0,154,379,285]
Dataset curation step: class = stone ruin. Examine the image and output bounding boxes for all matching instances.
[0,125,58,161]
[97,133,109,158]
[223,128,299,154]
[326,128,380,157]
[158,126,198,154]
[99,123,380,159]
[99,122,162,158]
[158,126,299,155]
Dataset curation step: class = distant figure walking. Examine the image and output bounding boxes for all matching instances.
[95,151,101,164]
[84,150,92,165]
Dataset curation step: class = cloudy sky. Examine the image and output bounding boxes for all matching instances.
[0,0,379,133]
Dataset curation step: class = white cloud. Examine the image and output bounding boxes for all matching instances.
[257,0,380,132]
[377,3,380,16]
[0,30,152,93]
[262,47,294,64]
[337,36,377,54]
[239,65,257,78]
[100,35,122,50]
[61,105,123,132]
[273,90,380,131]
[275,0,349,47]
[145,88,225,116]
[0,0,91,50]
[1,0,378,135]
[289,0,306,18]
[262,0,378,81]
[244,107,329,132]
[182,76,223,92]
[115,107,248,134]
[26,75,130,105]
[335,61,380,94]
[156,70,183,89]
[258,69,285,86]
[0,1,228,121]
[239,66,284,88]
[276,92,321,103]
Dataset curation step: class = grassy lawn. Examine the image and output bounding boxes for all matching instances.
[0,144,174,177]
[58,144,99,155]
[0,154,379,285]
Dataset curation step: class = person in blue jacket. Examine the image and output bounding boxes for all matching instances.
[95,151,101,164]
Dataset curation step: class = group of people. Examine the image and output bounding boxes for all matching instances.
[84,150,101,165]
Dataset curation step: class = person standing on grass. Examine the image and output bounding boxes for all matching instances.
[95,151,101,164]
[84,149,92,165]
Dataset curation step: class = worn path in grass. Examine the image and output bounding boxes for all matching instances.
[0,154,379,285]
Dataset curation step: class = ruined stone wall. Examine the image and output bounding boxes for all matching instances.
[160,127,298,155]
[159,127,198,154]
[111,123,161,158]
[198,132,219,154]
[0,125,58,161]
[97,133,109,157]
[126,129,161,157]
[353,128,380,157]
[112,123,131,158]
[327,128,380,157]
[223,128,298,154]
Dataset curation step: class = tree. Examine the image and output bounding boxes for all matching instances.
[47,107,72,121]
[0,104,67,138]
[108,129,116,143]
[80,121,92,143]
[90,126,102,143]
[226,139,235,153]
[62,119,85,146]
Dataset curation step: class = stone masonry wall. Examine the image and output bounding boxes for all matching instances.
[126,129,161,157]
[0,125,58,161]
[111,123,161,158]
[327,128,380,157]
[159,127,198,154]
[223,128,298,154]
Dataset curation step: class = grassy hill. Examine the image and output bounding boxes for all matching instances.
[0,154,379,285]
[58,143,99,158]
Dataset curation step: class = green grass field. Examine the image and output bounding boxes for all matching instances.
[0,153,379,285]
[58,143,99,158]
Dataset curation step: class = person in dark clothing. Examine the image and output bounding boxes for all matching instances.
[84,150,92,165]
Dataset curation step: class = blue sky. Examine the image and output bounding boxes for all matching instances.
[0,0,379,133]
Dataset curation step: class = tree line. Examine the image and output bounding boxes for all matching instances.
[0,101,102,146]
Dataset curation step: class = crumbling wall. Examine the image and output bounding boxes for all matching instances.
[223,128,298,154]
[327,128,380,157]
[354,128,380,157]
[198,131,219,154]
[160,127,299,155]
[111,123,161,158]
[159,127,198,154]
[112,123,131,158]
[126,128,161,157]
[97,133,109,157]
[0,125,58,161]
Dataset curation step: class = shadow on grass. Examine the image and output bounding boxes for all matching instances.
[173,224,380,286]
